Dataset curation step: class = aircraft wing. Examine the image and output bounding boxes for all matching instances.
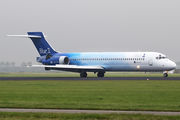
[32,65,104,72]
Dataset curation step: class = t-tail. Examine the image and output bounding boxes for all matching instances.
[28,32,57,56]
[7,32,57,56]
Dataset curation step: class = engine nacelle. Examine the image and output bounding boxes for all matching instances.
[59,56,70,64]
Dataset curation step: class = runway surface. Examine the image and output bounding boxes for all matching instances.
[0,108,180,115]
[0,77,180,80]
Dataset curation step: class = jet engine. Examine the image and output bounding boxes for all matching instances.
[41,55,70,70]
[59,56,70,64]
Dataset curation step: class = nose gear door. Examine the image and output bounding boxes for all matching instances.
[148,58,153,66]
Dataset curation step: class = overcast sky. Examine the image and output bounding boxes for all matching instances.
[0,0,180,66]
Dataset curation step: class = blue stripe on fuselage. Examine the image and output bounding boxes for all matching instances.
[54,52,131,70]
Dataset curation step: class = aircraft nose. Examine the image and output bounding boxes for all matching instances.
[172,61,177,69]
[170,61,176,70]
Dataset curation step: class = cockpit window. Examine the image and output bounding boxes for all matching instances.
[161,57,167,59]
[156,55,167,60]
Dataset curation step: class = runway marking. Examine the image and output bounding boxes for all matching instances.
[0,108,180,115]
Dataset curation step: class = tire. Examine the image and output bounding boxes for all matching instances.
[163,73,168,77]
[97,71,104,77]
[84,72,87,77]
[80,71,87,77]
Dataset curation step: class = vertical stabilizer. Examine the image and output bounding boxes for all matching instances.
[27,32,57,56]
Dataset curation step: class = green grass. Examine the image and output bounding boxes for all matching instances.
[0,80,180,111]
[0,72,180,77]
[1,112,180,120]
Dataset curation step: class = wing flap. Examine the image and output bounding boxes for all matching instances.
[32,65,103,70]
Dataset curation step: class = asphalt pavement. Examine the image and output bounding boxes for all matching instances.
[0,108,180,115]
[0,77,180,80]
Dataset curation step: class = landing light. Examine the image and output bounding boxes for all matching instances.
[137,66,140,69]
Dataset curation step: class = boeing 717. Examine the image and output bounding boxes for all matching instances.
[7,32,176,77]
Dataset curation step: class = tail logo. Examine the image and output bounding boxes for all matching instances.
[39,48,51,54]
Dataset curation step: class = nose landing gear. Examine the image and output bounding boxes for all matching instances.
[163,73,168,77]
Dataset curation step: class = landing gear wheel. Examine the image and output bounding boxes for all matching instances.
[97,71,104,77]
[80,71,87,77]
[163,73,168,77]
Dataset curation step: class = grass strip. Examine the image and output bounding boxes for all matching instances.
[1,80,180,111]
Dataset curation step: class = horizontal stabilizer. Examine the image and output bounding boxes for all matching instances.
[7,35,41,38]
[7,32,56,56]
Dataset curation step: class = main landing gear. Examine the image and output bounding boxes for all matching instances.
[80,71,105,77]
[97,71,104,77]
[80,71,87,77]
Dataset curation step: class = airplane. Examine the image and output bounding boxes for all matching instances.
[7,32,176,77]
